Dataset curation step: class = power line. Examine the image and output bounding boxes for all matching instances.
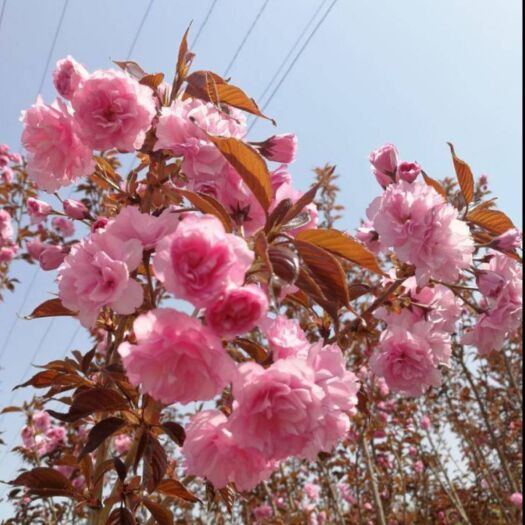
[223,0,271,78]
[37,0,69,95]
[191,0,219,49]
[255,0,330,106]
[126,0,155,60]
[249,0,339,133]
[0,0,7,32]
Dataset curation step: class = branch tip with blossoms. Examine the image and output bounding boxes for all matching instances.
[0,27,522,525]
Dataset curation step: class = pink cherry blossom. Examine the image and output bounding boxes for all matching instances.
[26,238,45,260]
[230,360,324,460]
[27,198,52,224]
[63,198,89,220]
[370,325,442,396]
[420,415,431,430]
[253,504,273,521]
[397,161,421,183]
[356,221,382,254]
[106,206,179,250]
[52,216,75,237]
[368,180,474,284]
[1,166,13,184]
[509,492,523,508]
[261,315,311,360]
[112,433,132,455]
[206,284,268,338]
[0,209,13,243]
[302,343,360,457]
[181,409,273,491]
[257,133,297,164]
[119,308,237,404]
[369,143,398,187]
[39,244,67,270]
[53,55,88,100]
[153,213,253,307]
[58,231,143,327]
[0,245,17,262]
[72,70,156,151]
[304,482,321,500]
[21,97,94,192]
[32,411,51,432]
[491,228,522,252]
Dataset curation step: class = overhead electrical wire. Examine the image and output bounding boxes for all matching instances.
[248,0,339,133]
[223,0,270,78]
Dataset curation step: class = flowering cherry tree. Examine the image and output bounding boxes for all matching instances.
[0,29,522,525]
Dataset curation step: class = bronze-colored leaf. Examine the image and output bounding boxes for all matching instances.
[234,338,268,364]
[184,70,274,123]
[175,189,233,232]
[79,417,126,459]
[161,422,186,447]
[50,387,129,422]
[143,435,167,493]
[106,507,137,525]
[295,229,384,275]
[157,479,200,503]
[264,198,293,233]
[11,467,73,493]
[0,406,23,414]
[467,207,515,235]
[26,298,76,320]
[294,239,350,308]
[422,171,447,199]
[448,143,474,204]
[207,135,273,211]
[171,24,193,100]
[143,498,174,525]
[140,73,165,90]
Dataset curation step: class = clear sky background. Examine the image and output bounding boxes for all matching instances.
[0,0,522,515]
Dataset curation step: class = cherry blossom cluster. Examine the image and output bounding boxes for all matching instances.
[462,250,523,353]
[359,144,522,396]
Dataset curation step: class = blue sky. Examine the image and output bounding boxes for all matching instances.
[0,0,522,514]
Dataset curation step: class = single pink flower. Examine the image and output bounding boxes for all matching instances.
[106,206,179,250]
[32,410,51,432]
[63,199,89,220]
[368,181,474,284]
[230,360,324,460]
[112,433,132,455]
[58,231,143,327]
[53,55,88,100]
[27,198,52,224]
[181,409,273,491]
[119,308,237,404]
[0,209,13,243]
[153,213,253,307]
[52,216,75,237]
[369,143,398,187]
[397,161,421,183]
[509,492,523,508]
[491,228,522,252]
[370,326,442,396]
[72,70,156,151]
[261,315,310,360]
[206,284,268,338]
[21,97,94,192]
[39,244,67,270]
[257,133,297,164]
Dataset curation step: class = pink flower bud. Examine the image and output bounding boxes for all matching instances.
[420,416,431,430]
[92,216,109,232]
[1,167,14,184]
[414,460,425,473]
[52,216,75,237]
[27,197,52,224]
[479,174,489,187]
[369,144,398,187]
[0,245,17,262]
[63,199,89,220]
[397,161,421,183]
[39,245,67,270]
[491,228,522,251]
[510,492,523,508]
[9,152,22,164]
[27,238,45,260]
[53,55,88,100]
[258,133,297,164]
